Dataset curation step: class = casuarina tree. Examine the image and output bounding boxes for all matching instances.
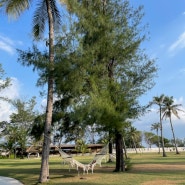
[55,0,157,172]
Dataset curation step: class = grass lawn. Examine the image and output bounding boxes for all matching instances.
[0,152,185,185]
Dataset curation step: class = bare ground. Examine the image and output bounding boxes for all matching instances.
[132,163,185,172]
[132,163,185,185]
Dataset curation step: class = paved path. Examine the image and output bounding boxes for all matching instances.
[0,176,23,185]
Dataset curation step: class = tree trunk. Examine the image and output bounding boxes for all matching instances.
[123,137,128,159]
[39,0,54,183]
[157,130,160,154]
[108,140,113,162]
[160,107,167,157]
[169,116,179,154]
[115,132,125,172]
[14,148,16,159]
[132,137,138,154]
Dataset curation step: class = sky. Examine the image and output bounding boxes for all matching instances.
[0,1,185,141]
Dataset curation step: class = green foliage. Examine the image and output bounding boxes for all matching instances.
[30,115,45,141]
[125,126,142,148]
[162,96,184,120]
[0,63,11,98]
[65,0,157,130]
[0,97,38,152]
[32,0,61,40]
[15,1,157,151]
[75,139,88,154]
[143,131,156,148]
[0,0,61,38]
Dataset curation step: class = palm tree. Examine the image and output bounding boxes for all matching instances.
[128,126,141,154]
[162,96,184,155]
[151,122,161,154]
[151,94,167,157]
[0,0,61,182]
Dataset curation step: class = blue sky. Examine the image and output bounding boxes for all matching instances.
[0,1,185,141]
[131,0,185,141]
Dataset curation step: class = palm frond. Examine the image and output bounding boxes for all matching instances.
[50,0,61,31]
[162,111,170,120]
[32,0,61,40]
[1,0,31,19]
[32,0,47,40]
[172,109,180,119]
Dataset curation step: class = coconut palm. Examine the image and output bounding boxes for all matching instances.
[128,126,141,154]
[0,0,62,182]
[151,94,167,157]
[162,96,184,155]
[151,122,161,154]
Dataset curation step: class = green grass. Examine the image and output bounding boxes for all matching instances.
[0,152,185,185]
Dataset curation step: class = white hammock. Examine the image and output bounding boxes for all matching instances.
[90,144,108,167]
[57,144,108,175]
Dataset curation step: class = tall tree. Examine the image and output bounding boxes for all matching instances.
[162,96,184,155]
[151,94,167,157]
[24,0,156,172]
[56,0,157,172]
[0,0,62,182]
[151,122,161,154]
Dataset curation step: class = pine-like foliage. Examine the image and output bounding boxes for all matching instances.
[55,0,157,129]
[54,0,157,172]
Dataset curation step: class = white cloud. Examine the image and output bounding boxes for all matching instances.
[0,35,14,46]
[168,31,185,53]
[0,34,22,55]
[0,77,20,121]
[0,40,15,55]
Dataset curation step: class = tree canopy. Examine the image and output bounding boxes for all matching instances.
[12,0,157,173]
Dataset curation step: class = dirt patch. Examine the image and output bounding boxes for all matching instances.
[141,179,184,185]
[132,163,185,172]
[132,163,185,185]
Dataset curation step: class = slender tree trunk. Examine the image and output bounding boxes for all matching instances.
[115,132,125,172]
[108,140,113,162]
[132,136,138,154]
[169,116,179,154]
[39,0,54,183]
[123,136,128,159]
[14,148,16,159]
[157,130,160,154]
[160,107,167,157]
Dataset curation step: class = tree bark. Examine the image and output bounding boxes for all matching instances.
[169,116,179,154]
[123,137,128,159]
[160,106,167,157]
[39,0,54,183]
[132,136,138,154]
[108,140,113,162]
[115,132,125,172]
[157,129,160,154]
